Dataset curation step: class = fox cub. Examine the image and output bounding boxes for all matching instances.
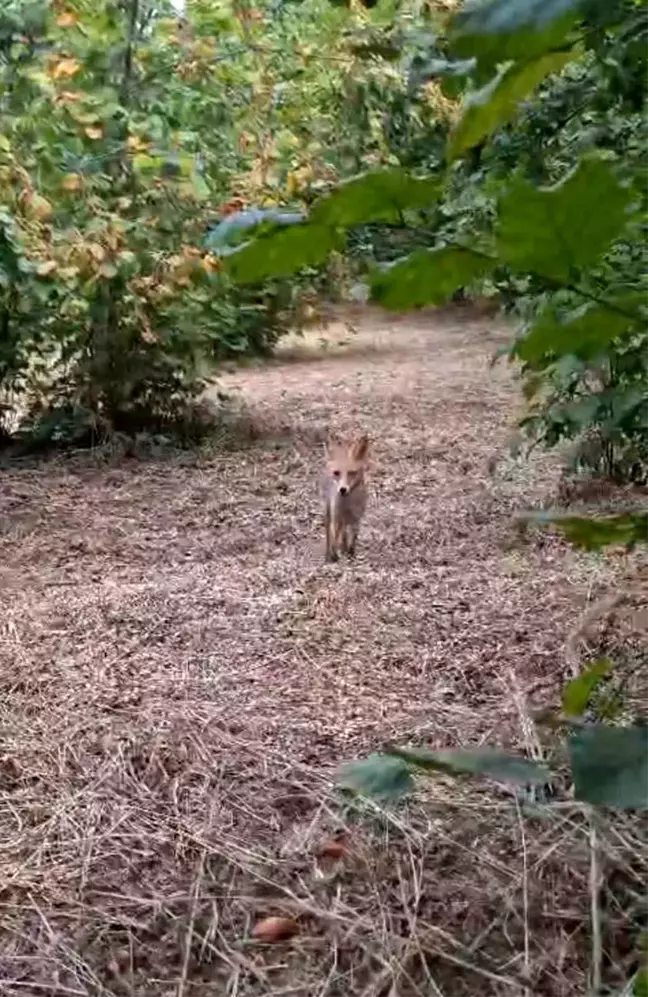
[323,434,369,562]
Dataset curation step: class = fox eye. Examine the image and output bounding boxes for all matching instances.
[332,470,340,478]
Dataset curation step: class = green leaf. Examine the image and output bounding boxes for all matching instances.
[569,725,648,809]
[310,169,441,229]
[536,512,648,550]
[562,658,612,716]
[450,0,583,68]
[370,247,494,310]
[515,302,635,363]
[634,966,648,997]
[190,173,210,201]
[497,156,635,282]
[389,746,551,785]
[132,153,165,173]
[448,51,573,160]
[338,753,413,800]
[224,224,337,283]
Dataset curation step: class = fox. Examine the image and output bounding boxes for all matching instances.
[323,434,370,562]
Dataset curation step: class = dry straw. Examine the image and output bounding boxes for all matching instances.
[1,311,645,995]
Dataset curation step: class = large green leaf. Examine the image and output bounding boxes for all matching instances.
[562,658,612,717]
[338,753,413,800]
[224,224,337,283]
[537,512,648,550]
[370,247,493,310]
[569,725,648,809]
[389,746,551,785]
[496,157,635,282]
[449,0,615,67]
[448,50,572,160]
[310,169,441,228]
[515,302,635,363]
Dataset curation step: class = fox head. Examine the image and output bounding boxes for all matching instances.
[325,435,369,497]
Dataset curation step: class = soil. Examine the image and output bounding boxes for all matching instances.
[0,308,642,997]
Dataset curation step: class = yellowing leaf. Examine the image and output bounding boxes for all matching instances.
[58,89,83,104]
[59,266,80,280]
[62,173,83,192]
[56,11,79,28]
[202,253,222,273]
[51,57,81,80]
[73,112,99,125]
[85,126,103,140]
[105,229,122,251]
[26,192,53,220]
[36,259,58,277]
[127,135,149,152]
[87,243,106,263]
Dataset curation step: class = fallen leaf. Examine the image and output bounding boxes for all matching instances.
[252,916,299,943]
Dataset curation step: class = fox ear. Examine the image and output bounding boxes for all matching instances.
[324,436,340,457]
[352,434,369,460]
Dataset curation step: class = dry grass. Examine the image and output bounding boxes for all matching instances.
[1,308,646,997]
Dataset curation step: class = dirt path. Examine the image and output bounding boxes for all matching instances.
[0,310,619,996]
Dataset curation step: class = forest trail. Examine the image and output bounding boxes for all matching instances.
[0,309,614,996]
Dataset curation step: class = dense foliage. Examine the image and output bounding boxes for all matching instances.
[0,0,442,446]
[2,0,646,469]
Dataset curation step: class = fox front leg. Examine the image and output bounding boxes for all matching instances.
[346,525,359,558]
[325,505,338,562]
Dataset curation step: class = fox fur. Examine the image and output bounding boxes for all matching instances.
[322,434,369,562]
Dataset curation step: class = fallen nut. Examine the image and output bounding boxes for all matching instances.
[317,840,349,860]
[252,916,299,942]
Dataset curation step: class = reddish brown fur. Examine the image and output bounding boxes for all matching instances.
[322,435,369,562]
